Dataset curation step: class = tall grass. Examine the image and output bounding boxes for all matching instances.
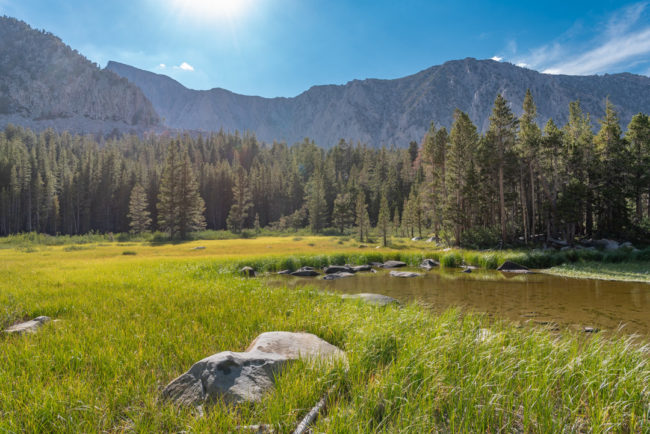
[0,246,648,431]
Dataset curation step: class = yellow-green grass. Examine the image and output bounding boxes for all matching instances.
[0,241,649,432]
[546,261,650,283]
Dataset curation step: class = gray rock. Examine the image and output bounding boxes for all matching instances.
[277,269,291,275]
[419,258,440,269]
[245,331,345,361]
[351,264,373,272]
[462,268,472,273]
[382,260,407,269]
[497,261,531,273]
[239,266,256,277]
[426,237,436,242]
[322,272,355,280]
[411,237,421,241]
[594,239,619,250]
[342,293,399,306]
[324,265,353,274]
[193,246,206,250]
[290,267,320,277]
[620,241,634,248]
[389,270,421,278]
[163,332,344,406]
[370,262,384,267]
[5,316,51,334]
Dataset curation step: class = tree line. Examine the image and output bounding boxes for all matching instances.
[0,91,649,246]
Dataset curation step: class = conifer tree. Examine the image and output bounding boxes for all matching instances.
[594,99,629,236]
[355,191,370,242]
[227,165,253,233]
[487,94,518,243]
[306,169,328,233]
[158,140,206,239]
[446,110,479,245]
[392,207,401,236]
[332,192,353,234]
[625,113,650,222]
[127,183,151,234]
[377,193,391,246]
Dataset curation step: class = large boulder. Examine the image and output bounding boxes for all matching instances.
[163,332,344,406]
[342,293,399,306]
[497,261,532,273]
[5,316,51,334]
[323,272,355,280]
[389,270,421,278]
[291,267,320,277]
[324,265,353,274]
[382,260,407,269]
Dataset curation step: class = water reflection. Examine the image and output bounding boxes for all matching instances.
[268,269,650,335]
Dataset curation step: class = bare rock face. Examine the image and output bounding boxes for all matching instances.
[162,332,344,406]
[5,316,51,334]
[107,58,650,148]
[0,17,159,135]
[342,293,399,306]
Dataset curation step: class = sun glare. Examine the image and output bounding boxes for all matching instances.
[170,0,253,21]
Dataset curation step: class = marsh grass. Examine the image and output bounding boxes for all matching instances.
[0,238,649,431]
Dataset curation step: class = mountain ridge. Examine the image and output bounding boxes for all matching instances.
[0,16,160,136]
[107,58,650,146]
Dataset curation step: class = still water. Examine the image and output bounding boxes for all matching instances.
[269,269,650,335]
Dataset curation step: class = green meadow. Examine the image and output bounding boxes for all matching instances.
[1,237,649,432]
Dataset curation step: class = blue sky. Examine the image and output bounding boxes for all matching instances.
[1,0,649,97]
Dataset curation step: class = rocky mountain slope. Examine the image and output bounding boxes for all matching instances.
[108,58,650,147]
[0,17,159,135]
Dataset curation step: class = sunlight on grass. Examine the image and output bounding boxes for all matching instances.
[0,238,648,431]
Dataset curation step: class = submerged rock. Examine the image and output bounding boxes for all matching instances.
[497,261,532,273]
[342,293,399,306]
[389,270,421,278]
[239,266,256,277]
[323,272,355,280]
[382,260,407,269]
[163,332,344,406]
[461,268,472,273]
[5,316,52,334]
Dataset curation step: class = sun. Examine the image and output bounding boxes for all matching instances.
[169,0,253,21]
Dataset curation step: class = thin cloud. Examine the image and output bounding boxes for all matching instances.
[516,2,650,75]
[158,63,166,69]
[491,56,503,61]
[177,62,194,71]
[542,27,650,75]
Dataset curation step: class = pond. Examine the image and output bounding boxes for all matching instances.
[268,268,650,335]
